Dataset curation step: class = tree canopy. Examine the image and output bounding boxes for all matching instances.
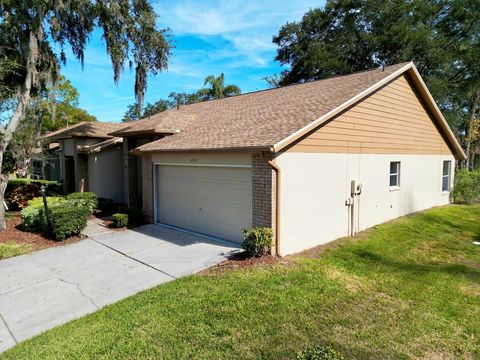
[197,73,241,100]
[0,0,171,228]
[273,0,480,168]
[122,73,241,121]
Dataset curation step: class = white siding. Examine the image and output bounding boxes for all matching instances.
[276,152,455,255]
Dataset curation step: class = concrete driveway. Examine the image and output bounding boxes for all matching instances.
[0,225,239,352]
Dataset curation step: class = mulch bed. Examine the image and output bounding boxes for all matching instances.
[0,212,84,252]
[203,251,286,274]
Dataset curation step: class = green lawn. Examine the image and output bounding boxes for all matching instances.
[0,242,31,260]
[2,205,480,359]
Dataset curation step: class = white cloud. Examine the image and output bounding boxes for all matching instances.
[60,0,323,122]
[155,0,319,68]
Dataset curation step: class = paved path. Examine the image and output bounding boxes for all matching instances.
[0,225,239,352]
[82,217,115,238]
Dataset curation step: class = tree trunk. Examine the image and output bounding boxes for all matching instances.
[0,175,8,230]
[465,91,480,170]
[0,30,38,230]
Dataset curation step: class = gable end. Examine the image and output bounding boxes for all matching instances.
[286,74,455,156]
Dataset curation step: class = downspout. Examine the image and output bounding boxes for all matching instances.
[264,154,281,257]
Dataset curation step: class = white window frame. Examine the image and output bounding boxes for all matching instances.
[442,160,451,192]
[389,161,401,190]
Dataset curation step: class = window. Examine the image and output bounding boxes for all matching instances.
[389,161,400,188]
[442,161,451,192]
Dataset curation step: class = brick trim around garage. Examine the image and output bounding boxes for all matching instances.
[141,154,154,223]
[251,153,275,229]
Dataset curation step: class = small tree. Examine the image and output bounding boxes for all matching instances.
[0,1,171,229]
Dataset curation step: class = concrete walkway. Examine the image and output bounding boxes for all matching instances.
[81,217,115,238]
[0,225,239,352]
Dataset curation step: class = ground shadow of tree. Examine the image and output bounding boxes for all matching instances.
[352,248,480,282]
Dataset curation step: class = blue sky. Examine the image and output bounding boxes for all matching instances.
[61,0,323,122]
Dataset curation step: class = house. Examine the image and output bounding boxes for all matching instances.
[46,62,465,256]
[45,121,126,202]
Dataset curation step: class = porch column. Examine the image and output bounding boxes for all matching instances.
[59,140,67,194]
[73,138,87,192]
[123,137,131,206]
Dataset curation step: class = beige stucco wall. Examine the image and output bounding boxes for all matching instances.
[276,152,455,256]
[63,138,102,157]
[88,145,124,202]
[63,139,75,156]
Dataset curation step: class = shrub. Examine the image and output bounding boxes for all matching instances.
[242,227,273,257]
[21,197,65,232]
[66,192,98,214]
[297,346,344,360]
[112,213,128,228]
[452,169,480,204]
[6,182,41,210]
[118,207,143,224]
[6,179,61,210]
[49,202,90,240]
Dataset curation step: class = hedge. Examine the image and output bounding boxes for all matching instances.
[20,191,98,239]
[49,202,91,240]
[66,192,98,214]
[21,197,65,232]
[452,169,480,204]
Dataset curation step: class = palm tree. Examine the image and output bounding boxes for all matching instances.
[197,73,241,100]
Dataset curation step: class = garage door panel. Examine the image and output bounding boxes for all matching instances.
[156,165,252,243]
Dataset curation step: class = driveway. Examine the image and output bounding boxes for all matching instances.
[0,225,239,352]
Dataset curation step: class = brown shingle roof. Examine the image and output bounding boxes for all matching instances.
[46,121,125,141]
[130,63,410,153]
[115,62,464,160]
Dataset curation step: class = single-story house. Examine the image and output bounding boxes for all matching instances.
[47,62,465,256]
[45,121,126,202]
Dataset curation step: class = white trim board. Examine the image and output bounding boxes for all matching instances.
[153,162,251,169]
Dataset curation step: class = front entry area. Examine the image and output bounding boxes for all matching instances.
[154,164,252,243]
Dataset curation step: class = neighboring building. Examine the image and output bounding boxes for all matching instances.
[47,62,466,256]
[45,121,126,202]
[32,142,61,181]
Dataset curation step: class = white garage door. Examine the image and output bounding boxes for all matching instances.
[155,164,252,243]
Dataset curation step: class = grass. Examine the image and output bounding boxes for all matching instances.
[0,242,31,260]
[2,205,480,359]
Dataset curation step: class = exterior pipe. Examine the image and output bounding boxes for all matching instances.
[266,156,281,257]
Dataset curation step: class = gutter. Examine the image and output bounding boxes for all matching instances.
[263,153,281,257]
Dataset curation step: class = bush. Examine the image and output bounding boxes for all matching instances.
[118,207,143,224]
[452,169,480,204]
[242,227,273,257]
[112,213,128,228]
[21,197,65,232]
[66,192,98,214]
[49,202,90,240]
[6,182,41,210]
[6,179,61,210]
[297,346,344,360]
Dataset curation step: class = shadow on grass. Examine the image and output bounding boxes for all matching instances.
[352,249,480,282]
[413,212,470,232]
